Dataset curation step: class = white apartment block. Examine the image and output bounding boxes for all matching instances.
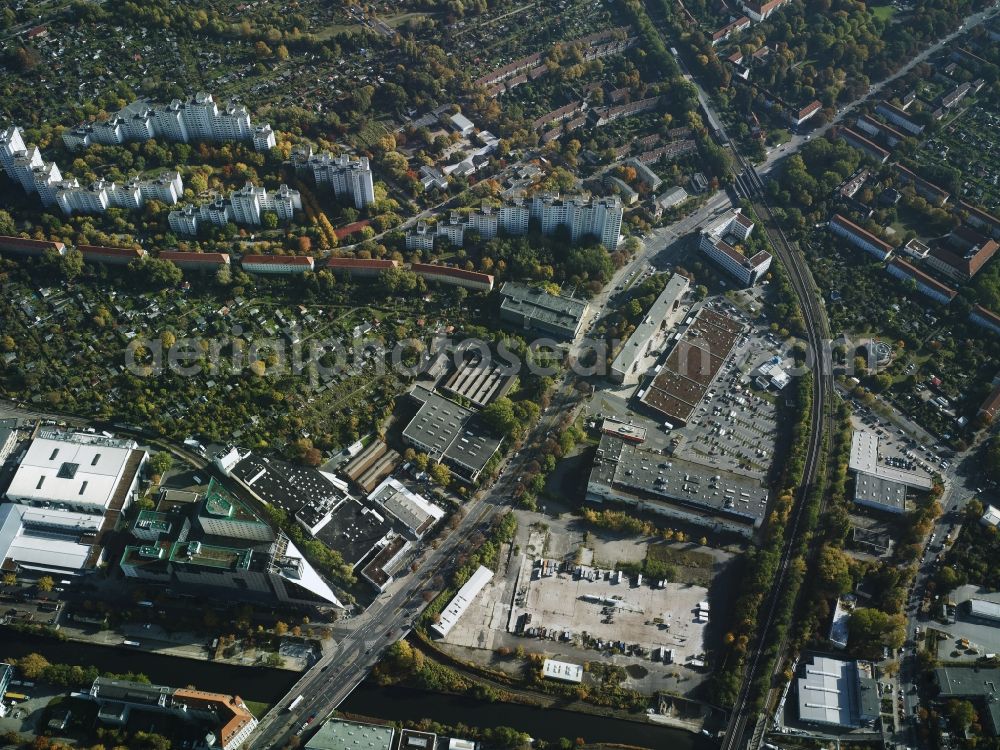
[528,194,623,250]
[56,172,183,216]
[168,183,301,235]
[698,209,772,286]
[1,127,65,207]
[291,148,376,208]
[406,222,437,252]
[499,203,530,236]
[62,93,275,152]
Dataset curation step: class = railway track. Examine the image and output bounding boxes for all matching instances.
[718,153,834,750]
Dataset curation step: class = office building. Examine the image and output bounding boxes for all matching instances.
[367,477,444,539]
[63,93,275,152]
[290,148,376,208]
[610,274,689,384]
[829,214,895,260]
[306,719,395,750]
[120,478,344,608]
[796,656,879,728]
[698,209,771,285]
[402,386,503,483]
[499,282,589,340]
[432,565,494,638]
[168,183,301,235]
[88,677,258,750]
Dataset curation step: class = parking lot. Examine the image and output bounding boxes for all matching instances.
[931,585,1000,662]
[849,411,942,480]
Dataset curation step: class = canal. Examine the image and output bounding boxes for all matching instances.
[5,632,718,748]
[1,631,298,704]
[341,682,718,750]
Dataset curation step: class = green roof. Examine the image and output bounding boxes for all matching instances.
[305,719,394,750]
[169,540,252,570]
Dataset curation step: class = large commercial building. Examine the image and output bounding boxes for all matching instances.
[0,429,146,575]
[290,148,376,208]
[796,656,879,728]
[640,307,743,427]
[306,719,395,750]
[829,214,895,260]
[498,282,589,341]
[610,274,689,385]
[848,429,931,515]
[168,183,301,235]
[88,677,258,750]
[698,210,771,286]
[120,478,343,609]
[402,386,503,483]
[587,434,768,537]
[431,565,494,638]
[63,93,275,152]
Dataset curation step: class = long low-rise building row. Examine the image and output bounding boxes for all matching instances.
[63,92,275,152]
[829,213,895,260]
[886,257,958,304]
[168,182,301,235]
[611,274,690,385]
[837,126,891,164]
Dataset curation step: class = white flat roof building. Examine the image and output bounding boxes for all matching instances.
[6,429,145,514]
[981,505,1000,527]
[431,565,493,638]
[542,659,584,683]
[968,598,1000,623]
[0,503,103,574]
[610,274,689,385]
[849,430,933,490]
[367,477,444,538]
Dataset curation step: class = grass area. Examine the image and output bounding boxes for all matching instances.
[646,544,716,586]
[871,5,897,21]
[244,700,271,718]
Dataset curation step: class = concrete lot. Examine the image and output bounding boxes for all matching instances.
[933,585,1000,661]
[511,563,709,666]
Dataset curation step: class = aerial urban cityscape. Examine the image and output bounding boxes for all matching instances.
[0,0,999,749]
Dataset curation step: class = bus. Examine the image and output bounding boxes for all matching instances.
[4,692,28,703]
[123,640,141,647]
[287,695,304,712]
